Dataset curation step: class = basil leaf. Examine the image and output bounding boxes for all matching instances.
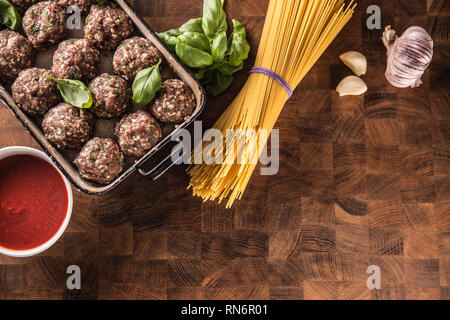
[227,19,250,66]
[159,17,204,51]
[0,0,21,31]
[211,31,227,62]
[50,77,93,109]
[158,31,179,51]
[215,61,244,75]
[162,28,183,37]
[94,0,109,5]
[200,70,215,86]
[196,66,215,82]
[206,71,233,96]
[195,69,208,80]
[202,0,227,39]
[178,32,211,52]
[179,18,203,33]
[132,60,162,107]
[175,41,213,68]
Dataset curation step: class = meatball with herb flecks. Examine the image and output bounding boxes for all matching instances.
[0,30,34,83]
[84,4,133,50]
[115,110,162,157]
[12,68,60,116]
[52,38,100,81]
[22,1,68,49]
[74,137,124,184]
[150,79,195,124]
[89,73,131,119]
[42,103,93,150]
[113,37,162,81]
[54,0,92,14]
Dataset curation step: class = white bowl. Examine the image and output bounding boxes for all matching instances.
[0,146,73,257]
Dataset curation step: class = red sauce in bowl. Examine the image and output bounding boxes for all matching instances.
[0,155,68,251]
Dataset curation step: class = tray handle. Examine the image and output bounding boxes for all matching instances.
[137,140,184,180]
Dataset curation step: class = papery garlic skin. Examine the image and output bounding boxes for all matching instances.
[383,26,434,88]
[336,76,368,97]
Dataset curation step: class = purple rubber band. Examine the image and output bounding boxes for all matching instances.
[250,67,293,98]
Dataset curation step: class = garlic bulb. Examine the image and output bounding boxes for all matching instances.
[382,26,433,88]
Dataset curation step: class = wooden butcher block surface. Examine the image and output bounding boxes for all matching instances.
[0,0,449,300]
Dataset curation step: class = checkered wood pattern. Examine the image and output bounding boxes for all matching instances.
[0,0,449,300]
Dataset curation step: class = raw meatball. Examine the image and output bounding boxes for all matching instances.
[84,4,133,50]
[74,137,124,184]
[113,37,162,81]
[52,38,100,81]
[115,110,162,157]
[10,0,39,13]
[22,1,68,48]
[89,73,131,118]
[12,68,60,116]
[0,30,34,83]
[151,79,195,123]
[42,103,93,150]
[54,0,92,14]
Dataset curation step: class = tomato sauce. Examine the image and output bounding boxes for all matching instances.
[0,155,68,251]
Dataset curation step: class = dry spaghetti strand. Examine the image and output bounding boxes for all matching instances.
[188,0,356,208]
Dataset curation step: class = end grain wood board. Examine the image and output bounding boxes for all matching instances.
[0,0,449,300]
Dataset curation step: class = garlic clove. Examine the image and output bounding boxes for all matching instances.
[339,51,367,76]
[336,76,368,96]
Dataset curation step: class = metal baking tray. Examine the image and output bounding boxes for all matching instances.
[0,0,206,195]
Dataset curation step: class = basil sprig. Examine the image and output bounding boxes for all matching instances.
[0,0,21,31]
[158,0,250,96]
[132,59,162,107]
[50,77,93,109]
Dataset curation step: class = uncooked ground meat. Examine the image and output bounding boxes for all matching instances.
[10,0,39,13]
[74,137,124,184]
[22,1,68,48]
[52,38,100,81]
[42,103,93,150]
[0,30,34,83]
[12,68,60,116]
[151,79,195,123]
[115,110,162,157]
[84,4,133,50]
[89,73,131,118]
[113,37,162,81]
[54,0,92,14]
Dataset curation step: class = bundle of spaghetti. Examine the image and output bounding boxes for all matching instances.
[188,0,356,208]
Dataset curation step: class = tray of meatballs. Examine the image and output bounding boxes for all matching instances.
[0,0,206,194]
